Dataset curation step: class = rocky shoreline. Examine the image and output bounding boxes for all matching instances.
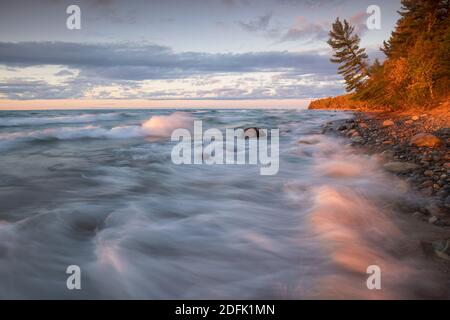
[321,110,450,261]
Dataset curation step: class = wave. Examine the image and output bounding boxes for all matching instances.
[141,112,193,137]
[0,112,122,127]
[0,112,193,150]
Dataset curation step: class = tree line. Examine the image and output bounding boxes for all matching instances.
[328,0,449,110]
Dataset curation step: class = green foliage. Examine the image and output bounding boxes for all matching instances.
[330,0,450,110]
[327,18,370,92]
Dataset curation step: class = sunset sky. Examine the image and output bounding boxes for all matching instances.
[0,0,401,109]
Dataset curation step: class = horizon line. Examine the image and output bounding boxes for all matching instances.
[0,98,316,110]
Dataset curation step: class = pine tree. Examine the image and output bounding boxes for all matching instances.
[382,0,449,58]
[327,18,370,92]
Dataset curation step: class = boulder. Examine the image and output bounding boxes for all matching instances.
[410,133,441,148]
[383,161,420,173]
[244,127,265,139]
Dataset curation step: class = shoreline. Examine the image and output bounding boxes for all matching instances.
[319,108,450,264]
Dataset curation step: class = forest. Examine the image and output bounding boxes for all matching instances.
[311,0,450,111]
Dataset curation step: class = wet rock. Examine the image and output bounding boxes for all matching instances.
[428,216,439,224]
[445,195,450,208]
[432,239,450,261]
[411,115,420,121]
[382,120,395,127]
[383,161,420,173]
[298,139,319,145]
[422,187,434,196]
[421,180,434,188]
[380,150,395,159]
[412,211,426,221]
[424,170,434,177]
[410,133,442,148]
[351,136,363,143]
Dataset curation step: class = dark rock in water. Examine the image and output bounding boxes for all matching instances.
[380,150,395,159]
[432,239,450,261]
[351,136,363,143]
[298,138,320,145]
[445,195,450,208]
[428,216,439,224]
[412,211,426,221]
[244,127,262,139]
[383,162,420,173]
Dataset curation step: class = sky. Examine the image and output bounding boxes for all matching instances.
[0,0,402,109]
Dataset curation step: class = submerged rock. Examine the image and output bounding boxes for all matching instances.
[383,161,420,173]
[432,239,450,261]
[410,133,441,148]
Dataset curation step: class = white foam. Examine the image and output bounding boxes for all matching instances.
[0,112,194,148]
[0,113,121,127]
[141,112,193,137]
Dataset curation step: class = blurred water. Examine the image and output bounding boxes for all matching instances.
[0,109,445,299]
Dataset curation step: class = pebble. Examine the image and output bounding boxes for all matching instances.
[424,170,434,176]
[323,111,449,218]
[380,150,395,159]
[382,120,395,127]
[429,216,439,224]
[351,136,363,143]
[383,162,420,173]
[410,133,442,148]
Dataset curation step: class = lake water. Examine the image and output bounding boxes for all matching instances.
[0,109,445,299]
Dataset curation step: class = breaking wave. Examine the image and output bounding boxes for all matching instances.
[0,112,193,150]
[0,112,122,127]
[0,109,446,299]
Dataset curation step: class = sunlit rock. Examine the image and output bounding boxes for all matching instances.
[410,133,441,148]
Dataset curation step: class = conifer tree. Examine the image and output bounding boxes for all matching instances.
[327,18,370,92]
